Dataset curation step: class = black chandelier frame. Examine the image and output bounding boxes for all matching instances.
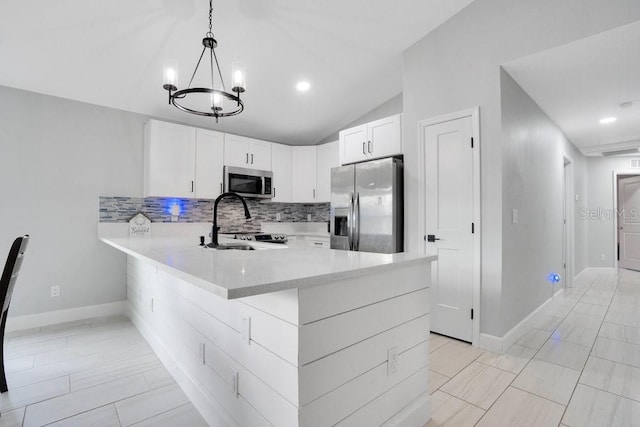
[163,0,245,122]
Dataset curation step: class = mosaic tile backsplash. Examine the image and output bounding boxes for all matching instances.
[99,196,330,233]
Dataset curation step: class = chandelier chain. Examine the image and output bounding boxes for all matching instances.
[208,0,213,35]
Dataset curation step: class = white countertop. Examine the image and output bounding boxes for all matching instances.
[100,235,434,299]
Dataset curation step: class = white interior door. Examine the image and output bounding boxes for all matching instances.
[424,116,474,342]
[619,176,640,271]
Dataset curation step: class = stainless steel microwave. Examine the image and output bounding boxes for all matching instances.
[224,166,273,199]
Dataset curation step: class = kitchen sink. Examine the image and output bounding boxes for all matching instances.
[207,243,255,251]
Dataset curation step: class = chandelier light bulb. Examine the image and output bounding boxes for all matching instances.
[212,92,223,111]
[162,61,179,91]
[232,62,246,92]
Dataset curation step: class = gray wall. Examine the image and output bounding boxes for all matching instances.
[316,93,403,144]
[585,156,640,267]
[0,85,146,316]
[500,70,587,335]
[402,0,640,336]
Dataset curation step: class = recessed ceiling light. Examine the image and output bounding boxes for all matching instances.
[296,81,311,92]
[600,117,617,124]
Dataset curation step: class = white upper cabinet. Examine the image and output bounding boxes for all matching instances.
[291,146,317,203]
[248,138,272,171]
[339,114,402,164]
[367,115,402,159]
[144,120,196,198]
[144,121,225,199]
[194,128,225,199]
[224,135,272,170]
[316,141,339,203]
[339,124,367,166]
[223,134,250,168]
[271,143,292,202]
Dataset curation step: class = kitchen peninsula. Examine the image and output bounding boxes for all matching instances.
[100,227,435,427]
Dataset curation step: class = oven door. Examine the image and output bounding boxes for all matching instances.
[224,166,272,198]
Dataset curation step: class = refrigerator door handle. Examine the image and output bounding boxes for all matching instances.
[348,192,354,250]
[354,192,360,251]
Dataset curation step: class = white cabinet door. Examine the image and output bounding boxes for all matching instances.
[144,120,196,198]
[291,146,317,202]
[339,124,368,165]
[271,143,292,202]
[195,129,225,199]
[368,115,401,159]
[248,138,272,171]
[316,141,339,203]
[224,134,250,168]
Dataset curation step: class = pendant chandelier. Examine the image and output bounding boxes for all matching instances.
[162,0,245,122]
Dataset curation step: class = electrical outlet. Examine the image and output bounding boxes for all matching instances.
[601,254,606,262]
[387,347,399,376]
[50,285,60,298]
[307,214,312,221]
[275,213,281,221]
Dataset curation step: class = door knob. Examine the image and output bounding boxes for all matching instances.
[426,235,441,242]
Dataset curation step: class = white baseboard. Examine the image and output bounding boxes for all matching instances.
[6,301,126,332]
[477,333,504,354]
[126,302,238,427]
[574,267,588,282]
[477,296,555,354]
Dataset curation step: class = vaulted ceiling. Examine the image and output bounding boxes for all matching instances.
[504,20,640,156]
[0,0,474,145]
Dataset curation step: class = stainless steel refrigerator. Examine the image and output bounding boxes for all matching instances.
[330,157,403,253]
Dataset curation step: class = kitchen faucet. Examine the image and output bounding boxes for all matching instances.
[209,192,251,247]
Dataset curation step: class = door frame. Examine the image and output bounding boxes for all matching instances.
[613,170,640,268]
[417,107,481,346]
[563,154,575,289]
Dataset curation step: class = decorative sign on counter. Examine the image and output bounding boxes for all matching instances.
[129,213,151,237]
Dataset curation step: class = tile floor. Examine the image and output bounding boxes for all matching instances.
[1,267,638,426]
[426,267,640,427]
[0,315,207,427]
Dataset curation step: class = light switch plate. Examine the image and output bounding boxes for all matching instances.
[512,209,519,224]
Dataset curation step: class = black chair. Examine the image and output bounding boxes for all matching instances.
[0,235,29,393]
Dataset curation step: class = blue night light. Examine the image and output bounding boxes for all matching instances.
[165,198,185,216]
[547,273,561,284]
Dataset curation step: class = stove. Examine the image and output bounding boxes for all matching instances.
[233,233,288,244]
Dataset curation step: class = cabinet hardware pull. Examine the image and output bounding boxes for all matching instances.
[191,181,194,193]
[251,153,254,164]
[313,189,316,199]
[274,187,276,198]
[220,182,223,193]
[362,142,366,155]
[368,141,372,153]
[246,153,249,164]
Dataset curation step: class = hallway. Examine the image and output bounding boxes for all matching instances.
[427,268,640,426]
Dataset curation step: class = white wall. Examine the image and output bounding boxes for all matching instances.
[585,156,640,267]
[0,85,146,316]
[500,70,587,334]
[316,93,403,144]
[402,0,640,336]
